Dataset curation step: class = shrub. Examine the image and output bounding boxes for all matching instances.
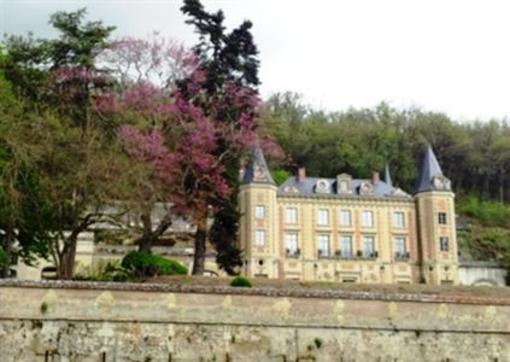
[230,276,252,287]
[121,251,188,278]
[74,259,130,282]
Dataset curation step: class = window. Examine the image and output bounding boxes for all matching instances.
[394,236,406,258]
[438,213,447,225]
[286,207,298,224]
[317,209,330,226]
[318,234,330,257]
[339,210,352,226]
[361,211,374,227]
[363,235,375,257]
[340,235,353,257]
[440,237,449,251]
[255,230,265,246]
[394,212,405,228]
[340,180,349,192]
[255,205,265,219]
[285,233,299,256]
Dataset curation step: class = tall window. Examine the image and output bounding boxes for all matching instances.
[361,211,374,227]
[339,210,352,226]
[317,209,330,226]
[285,233,299,256]
[318,234,330,256]
[286,208,298,224]
[363,235,375,257]
[438,213,447,225]
[255,230,265,246]
[394,236,406,257]
[440,237,449,251]
[340,235,353,257]
[255,205,265,219]
[394,212,405,228]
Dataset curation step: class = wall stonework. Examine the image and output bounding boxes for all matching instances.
[0,281,509,361]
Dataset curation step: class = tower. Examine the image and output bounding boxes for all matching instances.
[239,146,279,278]
[415,145,459,285]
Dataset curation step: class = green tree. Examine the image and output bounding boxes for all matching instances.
[180,0,262,275]
[2,8,119,279]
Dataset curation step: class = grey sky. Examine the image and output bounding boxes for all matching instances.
[2,0,510,121]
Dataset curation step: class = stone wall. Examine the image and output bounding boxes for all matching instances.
[459,261,508,286]
[0,280,509,361]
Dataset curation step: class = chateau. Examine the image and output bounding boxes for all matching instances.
[239,146,459,285]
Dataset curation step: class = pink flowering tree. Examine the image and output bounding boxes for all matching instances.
[100,1,282,275]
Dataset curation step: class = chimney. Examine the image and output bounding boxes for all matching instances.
[297,167,306,183]
[371,171,380,185]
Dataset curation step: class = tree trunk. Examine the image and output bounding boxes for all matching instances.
[138,233,156,254]
[57,235,78,280]
[0,222,14,278]
[192,217,208,275]
[136,211,173,254]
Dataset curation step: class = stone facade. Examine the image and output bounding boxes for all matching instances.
[240,146,459,285]
[0,280,509,361]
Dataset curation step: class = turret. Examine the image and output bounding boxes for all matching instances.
[415,145,458,285]
[239,146,279,278]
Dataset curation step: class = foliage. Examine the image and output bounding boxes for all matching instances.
[121,251,188,278]
[1,9,122,279]
[271,169,290,186]
[457,197,510,228]
[230,275,252,287]
[74,259,129,282]
[264,95,510,205]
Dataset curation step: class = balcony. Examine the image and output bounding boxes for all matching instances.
[395,251,410,261]
[334,250,355,260]
[357,250,378,260]
[286,248,301,258]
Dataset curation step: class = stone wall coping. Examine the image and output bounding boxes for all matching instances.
[1,279,509,305]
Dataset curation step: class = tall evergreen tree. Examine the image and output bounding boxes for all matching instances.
[180,0,261,274]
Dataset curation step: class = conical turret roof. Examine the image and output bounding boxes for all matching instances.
[242,145,275,185]
[416,144,444,193]
[384,163,393,188]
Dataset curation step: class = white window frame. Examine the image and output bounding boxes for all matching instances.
[361,210,374,227]
[286,207,298,224]
[340,235,353,258]
[318,234,330,257]
[339,209,352,226]
[363,235,375,257]
[285,233,299,256]
[255,230,265,247]
[255,205,265,220]
[393,212,405,228]
[317,209,330,226]
[438,213,447,225]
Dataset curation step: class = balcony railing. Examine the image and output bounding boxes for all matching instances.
[395,251,410,260]
[286,248,301,258]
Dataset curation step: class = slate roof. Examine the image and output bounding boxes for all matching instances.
[277,177,410,199]
[416,145,443,193]
[241,146,275,185]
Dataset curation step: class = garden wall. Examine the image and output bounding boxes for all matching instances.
[0,280,509,361]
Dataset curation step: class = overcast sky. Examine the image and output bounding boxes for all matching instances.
[2,0,510,121]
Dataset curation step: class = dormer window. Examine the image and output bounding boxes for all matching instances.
[359,182,374,195]
[315,179,330,193]
[336,173,352,194]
